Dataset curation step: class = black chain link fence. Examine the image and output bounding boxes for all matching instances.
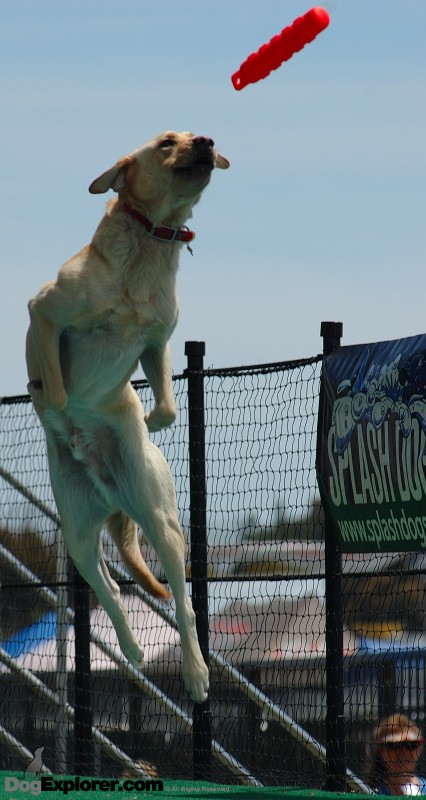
[0,347,425,788]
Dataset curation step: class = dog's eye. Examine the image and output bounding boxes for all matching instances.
[159,138,175,149]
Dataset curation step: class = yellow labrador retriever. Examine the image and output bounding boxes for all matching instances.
[26,131,230,703]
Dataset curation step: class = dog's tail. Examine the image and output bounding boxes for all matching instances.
[107,511,171,600]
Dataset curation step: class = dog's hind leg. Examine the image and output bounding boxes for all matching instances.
[47,441,145,668]
[106,410,209,703]
[65,526,145,668]
[144,493,210,704]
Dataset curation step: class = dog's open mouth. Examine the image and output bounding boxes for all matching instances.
[174,155,214,177]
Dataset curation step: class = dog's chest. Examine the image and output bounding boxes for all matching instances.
[91,285,177,345]
[59,287,178,397]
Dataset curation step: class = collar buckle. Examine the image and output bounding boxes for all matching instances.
[122,202,195,249]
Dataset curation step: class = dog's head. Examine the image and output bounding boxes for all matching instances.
[89,131,229,223]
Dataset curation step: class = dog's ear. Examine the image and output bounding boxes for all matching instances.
[214,152,230,170]
[88,155,134,194]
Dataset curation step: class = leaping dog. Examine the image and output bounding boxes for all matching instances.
[26,131,230,702]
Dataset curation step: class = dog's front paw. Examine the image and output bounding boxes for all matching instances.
[145,403,176,433]
[182,656,209,704]
[27,379,44,401]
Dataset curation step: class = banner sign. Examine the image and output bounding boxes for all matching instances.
[316,334,426,552]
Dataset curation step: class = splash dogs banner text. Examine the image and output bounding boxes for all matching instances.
[316,333,426,552]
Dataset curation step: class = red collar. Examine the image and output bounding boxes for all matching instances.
[122,202,195,250]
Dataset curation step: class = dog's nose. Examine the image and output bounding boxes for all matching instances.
[193,136,214,149]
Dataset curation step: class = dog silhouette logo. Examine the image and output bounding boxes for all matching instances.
[24,746,44,778]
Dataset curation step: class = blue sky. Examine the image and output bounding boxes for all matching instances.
[1,1,425,396]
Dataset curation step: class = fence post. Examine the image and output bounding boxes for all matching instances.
[184,341,211,780]
[74,567,94,775]
[320,321,346,792]
[56,529,69,774]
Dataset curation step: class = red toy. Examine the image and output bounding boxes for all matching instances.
[231,6,330,91]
